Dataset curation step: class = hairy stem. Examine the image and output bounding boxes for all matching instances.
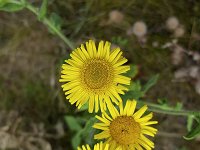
[25,3,75,50]
[137,100,200,117]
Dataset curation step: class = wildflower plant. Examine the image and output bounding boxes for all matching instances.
[1,0,200,150]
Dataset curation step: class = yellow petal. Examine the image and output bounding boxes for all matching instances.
[133,105,148,119]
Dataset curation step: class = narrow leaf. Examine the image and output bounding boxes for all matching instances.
[143,74,159,93]
[82,117,96,145]
[78,101,89,112]
[20,0,26,4]
[82,117,96,134]
[71,117,96,149]
[122,90,144,101]
[122,81,144,100]
[0,0,25,12]
[125,64,138,78]
[184,122,200,140]
[48,12,62,34]
[0,0,8,7]
[175,102,183,110]
[64,116,82,132]
[187,115,194,132]
[72,131,82,149]
[38,0,48,20]
[128,81,142,91]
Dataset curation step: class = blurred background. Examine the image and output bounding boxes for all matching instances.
[0,0,200,149]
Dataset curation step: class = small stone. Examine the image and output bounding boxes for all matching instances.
[152,41,159,47]
[174,68,188,79]
[195,79,200,95]
[166,16,179,31]
[162,42,172,49]
[193,52,200,62]
[132,21,147,37]
[174,26,185,38]
[189,66,199,78]
[171,45,184,65]
[126,27,133,36]
[0,132,19,149]
[108,10,124,24]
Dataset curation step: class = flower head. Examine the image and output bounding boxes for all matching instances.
[60,40,130,113]
[77,142,109,150]
[93,100,158,150]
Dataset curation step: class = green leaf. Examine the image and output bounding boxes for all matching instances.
[187,115,194,132]
[184,122,200,140]
[0,0,8,7]
[49,12,62,34]
[77,101,89,112]
[122,90,144,101]
[125,64,138,78]
[72,131,82,149]
[157,98,168,105]
[38,0,48,21]
[128,81,141,91]
[195,115,200,123]
[20,0,26,4]
[111,36,128,47]
[143,74,159,93]
[71,117,96,149]
[82,117,96,145]
[175,102,183,110]
[122,81,144,100]
[82,117,96,134]
[0,0,25,12]
[64,116,82,132]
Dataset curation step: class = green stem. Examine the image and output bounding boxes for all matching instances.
[137,100,200,117]
[148,108,193,116]
[25,3,75,50]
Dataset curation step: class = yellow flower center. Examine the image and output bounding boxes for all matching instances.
[109,116,141,145]
[81,58,114,91]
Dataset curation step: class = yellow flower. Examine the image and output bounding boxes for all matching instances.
[77,142,109,150]
[60,40,130,113]
[93,100,158,150]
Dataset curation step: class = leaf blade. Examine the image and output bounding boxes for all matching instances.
[38,0,48,20]
[64,116,82,132]
[0,0,25,12]
[143,74,159,93]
